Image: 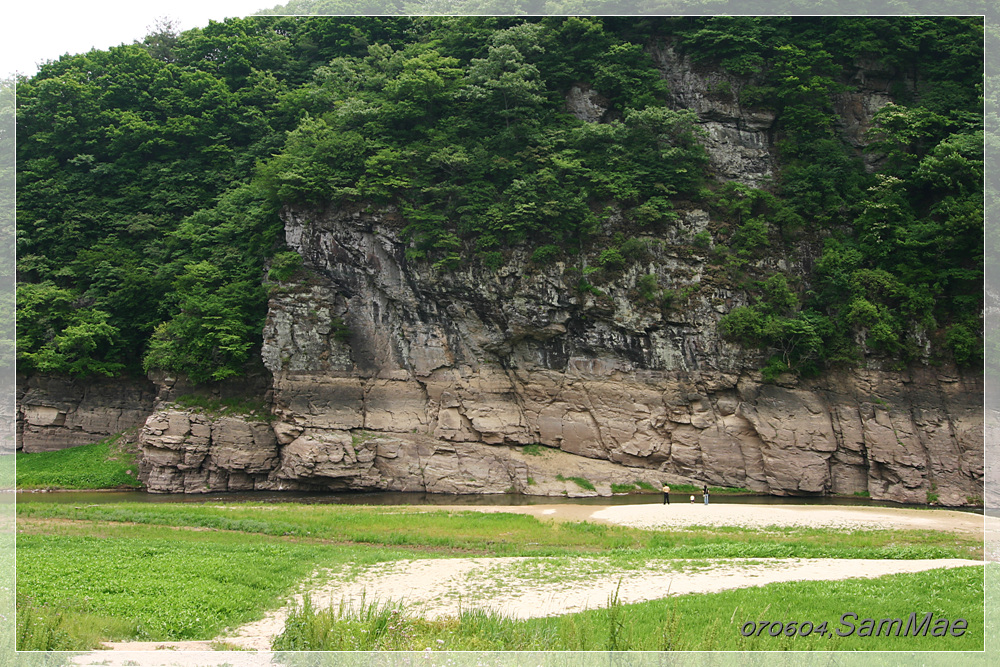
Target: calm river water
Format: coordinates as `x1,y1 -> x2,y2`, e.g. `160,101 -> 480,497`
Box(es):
11,489 -> 984,513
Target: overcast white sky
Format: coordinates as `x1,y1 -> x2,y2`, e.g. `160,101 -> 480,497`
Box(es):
3,1 -> 272,78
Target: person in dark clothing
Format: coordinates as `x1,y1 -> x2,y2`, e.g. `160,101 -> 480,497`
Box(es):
703,484 -> 709,505
662,484 -> 670,504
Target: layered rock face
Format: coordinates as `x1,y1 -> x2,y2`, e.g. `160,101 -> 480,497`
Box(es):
140,410 -> 284,493
140,408 -> 666,497
189,202 -> 975,507
652,44 -> 778,186
17,374 -> 156,452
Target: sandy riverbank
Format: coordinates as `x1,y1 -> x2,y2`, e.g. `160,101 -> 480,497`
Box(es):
425,501 -> 986,533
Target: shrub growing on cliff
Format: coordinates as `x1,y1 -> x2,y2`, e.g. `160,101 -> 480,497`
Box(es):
731,218 -> 768,255
637,274 -> 660,302
268,251 -> 304,282
719,274 -> 831,378
531,244 -> 561,265
718,306 -> 768,346
945,322 -> 982,367
632,196 -> 679,228
480,251 -> 504,269
598,248 -> 626,271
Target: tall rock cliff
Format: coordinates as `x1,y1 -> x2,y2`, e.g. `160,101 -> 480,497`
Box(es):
193,200 -> 973,507
135,203 -> 982,504
99,43 -> 987,505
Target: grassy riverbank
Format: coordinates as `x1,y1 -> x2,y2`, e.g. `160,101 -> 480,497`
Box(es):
16,528 -> 429,647
17,502 -> 980,559
15,433 -> 142,490
14,502 -> 985,651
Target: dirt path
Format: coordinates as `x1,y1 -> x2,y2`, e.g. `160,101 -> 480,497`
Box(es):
91,555 -> 982,657
215,556 -> 981,651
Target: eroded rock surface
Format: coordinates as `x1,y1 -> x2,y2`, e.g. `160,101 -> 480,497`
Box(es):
159,199 -> 978,506
141,410 -> 288,493
16,374 -> 156,452
139,412 -> 667,496
653,43 -> 778,186
652,43 -> 895,181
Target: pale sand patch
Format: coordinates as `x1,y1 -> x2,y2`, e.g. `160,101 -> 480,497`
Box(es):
589,503 -> 985,533
427,502 -> 985,534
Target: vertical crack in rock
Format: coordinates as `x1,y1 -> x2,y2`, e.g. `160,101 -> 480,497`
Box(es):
497,360 -> 533,446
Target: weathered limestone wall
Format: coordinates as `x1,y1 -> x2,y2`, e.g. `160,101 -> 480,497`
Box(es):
138,246 -> 982,504
167,200 -> 977,506
140,410 -> 285,493
16,373 -> 157,452
138,407 -> 667,496
650,43 -> 897,182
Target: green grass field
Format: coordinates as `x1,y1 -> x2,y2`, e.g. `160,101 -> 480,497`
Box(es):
16,433 -> 142,490
16,532 -> 427,643
15,502 -> 981,560
13,501 -> 985,651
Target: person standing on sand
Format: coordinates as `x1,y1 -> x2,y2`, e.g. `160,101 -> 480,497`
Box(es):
703,484 -> 710,505
662,484 -> 670,505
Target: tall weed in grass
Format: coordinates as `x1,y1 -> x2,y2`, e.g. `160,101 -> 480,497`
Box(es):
16,598 -> 71,651
273,601 -> 558,651
274,595 -> 414,651
604,580 -> 629,650
452,608 -> 559,650
16,595 -> 135,650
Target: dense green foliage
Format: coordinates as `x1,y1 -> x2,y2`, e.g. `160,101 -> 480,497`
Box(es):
16,16 -> 983,382
682,16 -> 984,373
15,433 -> 142,489
15,17 -> 413,382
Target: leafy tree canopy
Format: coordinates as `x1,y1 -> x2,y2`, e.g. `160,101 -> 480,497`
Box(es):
15,16 -> 983,382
